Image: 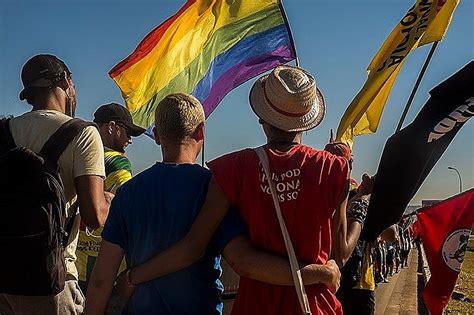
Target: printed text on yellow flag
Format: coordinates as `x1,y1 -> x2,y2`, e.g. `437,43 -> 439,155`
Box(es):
335,0 -> 458,147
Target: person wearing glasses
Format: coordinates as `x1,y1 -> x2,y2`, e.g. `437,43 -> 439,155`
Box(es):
76,103 -> 145,312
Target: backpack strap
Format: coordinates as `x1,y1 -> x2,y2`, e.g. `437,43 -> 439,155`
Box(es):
63,201 -> 79,247
0,118 -> 16,154
39,118 -> 97,165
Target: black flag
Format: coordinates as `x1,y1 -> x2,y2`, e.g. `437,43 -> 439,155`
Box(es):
362,61 -> 474,241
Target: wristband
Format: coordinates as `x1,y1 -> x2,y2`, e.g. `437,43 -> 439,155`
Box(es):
347,198 -> 369,226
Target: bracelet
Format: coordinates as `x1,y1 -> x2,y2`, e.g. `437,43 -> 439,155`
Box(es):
125,268 -> 136,286
347,197 -> 369,226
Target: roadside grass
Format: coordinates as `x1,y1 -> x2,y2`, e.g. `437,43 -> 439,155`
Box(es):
445,238 -> 474,314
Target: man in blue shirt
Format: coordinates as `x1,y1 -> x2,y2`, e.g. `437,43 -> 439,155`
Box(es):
85,94 -> 341,314
101,162 -> 243,314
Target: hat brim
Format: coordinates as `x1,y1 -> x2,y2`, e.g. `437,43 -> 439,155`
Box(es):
121,121 -> 146,137
249,75 -> 326,132
19,79 -> 55,101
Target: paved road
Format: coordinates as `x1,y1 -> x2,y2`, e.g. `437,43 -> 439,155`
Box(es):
375,249 -> 419,314
223,249 -> 422,315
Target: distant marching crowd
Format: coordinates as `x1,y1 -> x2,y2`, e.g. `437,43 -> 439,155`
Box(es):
374,224 -> 415,283
0,54 -> 414,315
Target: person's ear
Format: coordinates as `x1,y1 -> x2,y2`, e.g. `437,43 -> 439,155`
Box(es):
153,126 -> 161,145
195,122 -> 205,142
108,121 -> 116,135
60,71 -> 76,90
56,72 -> 70,91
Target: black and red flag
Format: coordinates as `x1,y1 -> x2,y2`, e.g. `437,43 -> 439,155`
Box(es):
417,189 -> 474,314
362,61 -> 474,241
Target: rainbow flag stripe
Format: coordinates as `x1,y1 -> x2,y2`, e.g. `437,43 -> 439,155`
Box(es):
109,0 -> 296,130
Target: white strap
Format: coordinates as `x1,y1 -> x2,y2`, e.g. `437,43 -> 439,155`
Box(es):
254,146 -> 312,315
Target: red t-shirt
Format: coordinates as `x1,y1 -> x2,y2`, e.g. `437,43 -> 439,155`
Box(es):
208,144 -> 349,315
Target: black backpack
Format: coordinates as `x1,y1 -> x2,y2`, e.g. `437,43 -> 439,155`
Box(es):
0,117 -> 95,296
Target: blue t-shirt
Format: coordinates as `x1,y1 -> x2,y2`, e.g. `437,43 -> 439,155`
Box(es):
102,162 -> 245,315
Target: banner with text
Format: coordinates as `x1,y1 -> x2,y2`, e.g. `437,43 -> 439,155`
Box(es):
336,0 -> 459,147
362,61 -> 473,241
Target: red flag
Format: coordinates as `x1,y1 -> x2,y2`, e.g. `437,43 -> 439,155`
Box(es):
417,189 -> 474,314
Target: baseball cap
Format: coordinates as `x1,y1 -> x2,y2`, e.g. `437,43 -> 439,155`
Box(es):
19,54 -> 71,101
93,103 -> 146,137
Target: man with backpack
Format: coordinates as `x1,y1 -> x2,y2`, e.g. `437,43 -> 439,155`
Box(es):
0,54 -> 112,314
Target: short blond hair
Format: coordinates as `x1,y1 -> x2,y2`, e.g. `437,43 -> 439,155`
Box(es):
154,93 -> 205,143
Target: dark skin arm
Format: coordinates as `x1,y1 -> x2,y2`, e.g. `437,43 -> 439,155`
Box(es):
84,240 -> 124,315
117,234 -> 342,300
115,177 -> 342,298
75,175 -> 112,229
342,219 -> 363,265
223,235 -> 341,291
331,174 -> 375,267
128,177 -> 341,285
331,180 -> 351,267
128,177 -> 230,284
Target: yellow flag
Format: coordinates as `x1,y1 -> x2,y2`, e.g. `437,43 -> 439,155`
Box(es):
336,0 -> 459,147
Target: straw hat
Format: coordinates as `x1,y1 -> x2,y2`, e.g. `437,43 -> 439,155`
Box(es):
249,65 -> 325,132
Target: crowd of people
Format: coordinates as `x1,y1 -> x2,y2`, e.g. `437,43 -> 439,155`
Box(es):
374,225 -> 414,284
335,222 -> 415,314
0,54 -> 412,315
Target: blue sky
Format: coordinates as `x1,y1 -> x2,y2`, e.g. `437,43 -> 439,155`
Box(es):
0,0 -> 472,204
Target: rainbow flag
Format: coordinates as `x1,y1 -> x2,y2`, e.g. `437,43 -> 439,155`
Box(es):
110,0 -> 296,132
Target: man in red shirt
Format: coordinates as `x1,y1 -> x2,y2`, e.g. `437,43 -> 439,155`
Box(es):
122,66 -> 358,314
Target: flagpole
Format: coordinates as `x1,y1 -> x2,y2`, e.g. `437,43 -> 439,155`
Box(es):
402,209 -> 419,219
201,138 -> 205,166
395,41 -> 439,132
278,0 -> 300,67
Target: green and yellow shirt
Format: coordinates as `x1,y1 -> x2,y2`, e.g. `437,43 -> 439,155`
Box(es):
76,147 -> 132,285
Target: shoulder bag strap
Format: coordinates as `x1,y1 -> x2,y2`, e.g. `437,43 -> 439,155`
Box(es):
39,118 -> 97,165
0,118 -> 16,154
254,146 -> 312,315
